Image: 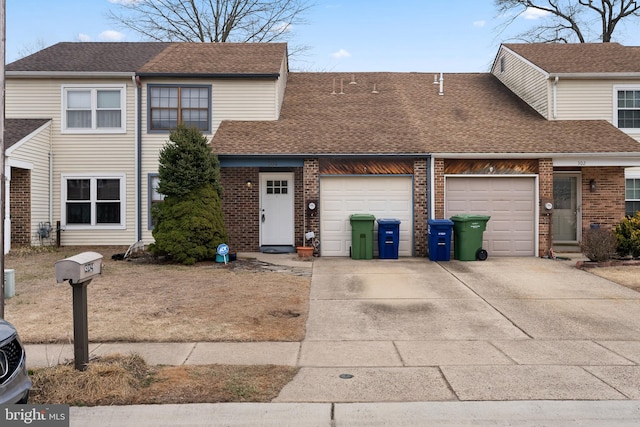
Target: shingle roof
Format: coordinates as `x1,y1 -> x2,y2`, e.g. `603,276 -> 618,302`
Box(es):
210,72 -> 640,156
5,119 -> 51,148
6,43 -> 171,73
6,42 -> 287,76
137,43 -> 286,75
503,43 -> 640,74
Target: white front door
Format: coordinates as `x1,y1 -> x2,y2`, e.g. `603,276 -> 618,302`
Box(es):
260,173 -> 294,246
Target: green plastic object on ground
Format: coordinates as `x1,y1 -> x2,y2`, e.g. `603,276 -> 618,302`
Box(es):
450,214 -> 491,261
349,214 -> 376,259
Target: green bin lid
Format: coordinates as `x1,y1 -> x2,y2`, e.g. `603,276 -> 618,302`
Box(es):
349,213 -> 376,221
449,214 -> 491,221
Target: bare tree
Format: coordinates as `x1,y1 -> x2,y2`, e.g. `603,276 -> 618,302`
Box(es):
495,0 -> 640,43
107,0 -> 313,44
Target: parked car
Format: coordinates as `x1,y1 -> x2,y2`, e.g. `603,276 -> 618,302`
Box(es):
0,319 -> 31,404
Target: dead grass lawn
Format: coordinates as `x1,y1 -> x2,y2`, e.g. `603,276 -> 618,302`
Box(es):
5,246 -> 310,343
30,354 -> 297,405
587,265 -> 640,292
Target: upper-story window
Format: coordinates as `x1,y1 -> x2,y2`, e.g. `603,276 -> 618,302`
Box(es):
148,85 -> 211,132
63,85 -> 126,133
615,87 -> 640,129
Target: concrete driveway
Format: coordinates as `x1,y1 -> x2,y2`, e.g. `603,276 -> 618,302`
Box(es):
275,256 -> 640,402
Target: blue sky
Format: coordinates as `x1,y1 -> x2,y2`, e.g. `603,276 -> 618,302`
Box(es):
6,0 -> 640,72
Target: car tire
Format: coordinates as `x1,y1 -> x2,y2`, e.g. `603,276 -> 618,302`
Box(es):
16,391 -> 29,404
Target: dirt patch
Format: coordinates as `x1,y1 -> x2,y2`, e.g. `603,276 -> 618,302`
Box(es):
5,246 -> 310,343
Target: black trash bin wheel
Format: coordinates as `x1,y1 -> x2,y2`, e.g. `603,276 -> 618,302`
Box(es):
476,249 -> 488,261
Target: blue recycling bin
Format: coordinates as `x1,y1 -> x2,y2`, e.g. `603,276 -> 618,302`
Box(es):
377,218 -> 401,259
428,219 -> 454,261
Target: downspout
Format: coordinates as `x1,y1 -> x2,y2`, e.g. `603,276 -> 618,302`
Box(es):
134,75 -> 142,242
49,152 -> 53,224
553,76 -> 559,119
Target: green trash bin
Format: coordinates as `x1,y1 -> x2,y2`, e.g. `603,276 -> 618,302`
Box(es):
450,214 -> 491,261
349,214 -> 375,259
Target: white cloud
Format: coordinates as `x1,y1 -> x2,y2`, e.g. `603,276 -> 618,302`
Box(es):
99,30 -> 126,41
522,7 -> 552,20
473,20 -> 486,28
331,48 -> 351,59
77,33 -> 92,42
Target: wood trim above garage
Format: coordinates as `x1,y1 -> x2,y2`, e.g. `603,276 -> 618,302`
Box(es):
320,158 -> 414,175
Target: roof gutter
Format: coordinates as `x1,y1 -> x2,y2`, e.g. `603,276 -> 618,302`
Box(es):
135,72 -> 280,79
5,71 -> 135,78
431,152 -> 640,159
548,72 -> 640,79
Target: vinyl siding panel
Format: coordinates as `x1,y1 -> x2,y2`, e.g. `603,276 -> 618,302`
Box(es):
7,77 -> 138,246
139,77 -> 280,243
492,48 -> 550,119
8,124 -> 52,245
555,79 -> 614,121
212,79 -> 278,131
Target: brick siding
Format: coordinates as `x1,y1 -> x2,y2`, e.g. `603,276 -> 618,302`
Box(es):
10,168 -> 31,246
538,159 -> 553,257
220,166 -> 303,252
413,159 -> 428,256
580,166 -> 625,231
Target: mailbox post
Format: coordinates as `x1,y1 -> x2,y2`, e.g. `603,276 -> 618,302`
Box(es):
55,252 -> 103,371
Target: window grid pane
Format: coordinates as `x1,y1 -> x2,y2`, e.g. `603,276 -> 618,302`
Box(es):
617,90 -> 640,128
67,179 -> 91,200
150,85 -> 209,130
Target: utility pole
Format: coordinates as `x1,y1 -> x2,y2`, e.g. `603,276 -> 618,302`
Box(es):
1,0 -> 6,319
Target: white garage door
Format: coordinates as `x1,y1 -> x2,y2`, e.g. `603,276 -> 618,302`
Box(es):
320,176 -> 413,257
445,176 -> 536,256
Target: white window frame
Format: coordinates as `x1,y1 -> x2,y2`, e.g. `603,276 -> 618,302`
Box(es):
62,84 -> 127,133
626,170 -> 640,217
613,85 -> 640,132
61,173 -> 127,230
148,173 -> 165,229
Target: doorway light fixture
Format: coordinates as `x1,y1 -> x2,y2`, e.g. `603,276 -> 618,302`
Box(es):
589,179 -> 596,193
246,180 -> 253,189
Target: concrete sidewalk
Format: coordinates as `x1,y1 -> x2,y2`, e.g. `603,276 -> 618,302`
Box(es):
23,254 -> 640,425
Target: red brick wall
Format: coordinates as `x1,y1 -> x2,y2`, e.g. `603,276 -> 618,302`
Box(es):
539,159 -> 553,257
10,168 -> 31,246
220,167 -> 304,252
303,159 -> 319,248
413,159 -> 428,257
220,167 -> 260,252
433,158 -> 445,219
580,167 -> 625,230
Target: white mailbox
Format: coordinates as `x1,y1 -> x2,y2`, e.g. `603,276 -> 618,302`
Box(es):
55,251 -> 103,284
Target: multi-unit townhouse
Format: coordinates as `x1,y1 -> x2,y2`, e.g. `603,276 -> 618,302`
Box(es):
4,41 -> 640,258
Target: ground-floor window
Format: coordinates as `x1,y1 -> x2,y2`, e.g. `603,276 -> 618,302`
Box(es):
148,173 -> 164,229
627,176 -> 640,217
62,174 -> 126,228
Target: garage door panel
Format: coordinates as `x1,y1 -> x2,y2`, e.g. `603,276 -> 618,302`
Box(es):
446,177 -> 536,257
321,176 -> 413,257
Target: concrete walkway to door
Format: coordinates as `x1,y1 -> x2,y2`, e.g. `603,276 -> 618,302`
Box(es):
275,256 -> 640,402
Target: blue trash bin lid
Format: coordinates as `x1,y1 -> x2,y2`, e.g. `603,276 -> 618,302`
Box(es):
428,219 -> 454,226
377,218 -> 401,225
